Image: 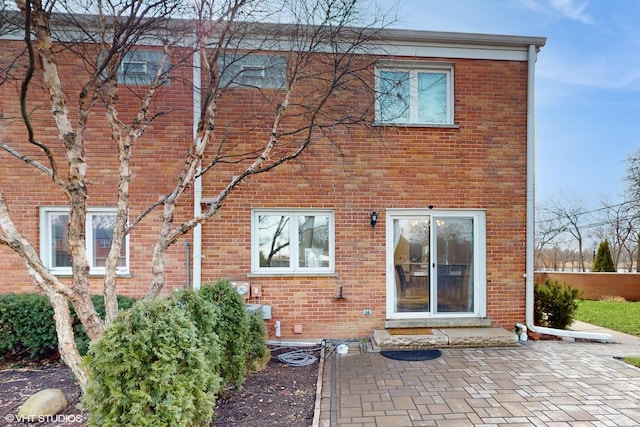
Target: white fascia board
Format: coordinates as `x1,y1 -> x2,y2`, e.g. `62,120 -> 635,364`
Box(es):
213,37 -> 533,62
374,42 -> 530,61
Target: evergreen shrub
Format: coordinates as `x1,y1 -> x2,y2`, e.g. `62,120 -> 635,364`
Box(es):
534,279 -> 582,329
0,293 -> 57,359
83,298 -> 216,427
0,293 -> 136,361
593,239 -> 616,272
73,294 -> 136,355
246,310 -> 270,372
171,289 -> 223,397
199,280 -> 250,389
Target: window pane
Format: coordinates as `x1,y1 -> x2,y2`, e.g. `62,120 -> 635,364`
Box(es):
118,50 -> 167,85
378,71 -> 410,123
436,217 -> 474,313
51,213 -> 70,268
258,215 -> 290,267
122,61 -> 147,75
220,54 -> 287,89
298,215 -> 330,268
418,72 -> 447,124
92,215 -> 126,268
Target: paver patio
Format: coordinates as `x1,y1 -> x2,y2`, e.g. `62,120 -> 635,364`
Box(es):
318,326 -> 640,426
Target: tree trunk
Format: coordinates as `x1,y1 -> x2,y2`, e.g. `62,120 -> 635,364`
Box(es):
148,239 -> 168,298
47,291 -> 88,389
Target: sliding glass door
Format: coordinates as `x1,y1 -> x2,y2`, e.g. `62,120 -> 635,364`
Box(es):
434,217 -> 474,313
387,209 -> 485,319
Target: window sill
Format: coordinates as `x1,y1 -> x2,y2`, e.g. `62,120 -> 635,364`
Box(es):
247,272 -> 338,278
373,122 -> 460,129
51,272 -> 132,278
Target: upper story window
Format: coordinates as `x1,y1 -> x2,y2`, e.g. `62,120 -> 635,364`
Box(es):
39,207 -> 129,276
252,210 -> 334,275
219,54 -> 287,89
118,50 -> 167,86
375,62 -> 453,125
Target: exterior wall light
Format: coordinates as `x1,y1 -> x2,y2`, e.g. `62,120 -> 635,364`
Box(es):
370,210 -> 378,228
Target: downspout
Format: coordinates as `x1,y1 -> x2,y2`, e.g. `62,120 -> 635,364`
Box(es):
184,242 -> 191,289
192,48 -> 203,291
523,44 -> 611,342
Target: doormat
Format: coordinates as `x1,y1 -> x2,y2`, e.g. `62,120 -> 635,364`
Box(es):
380,349 -> 442,361
386,328 -> 432,335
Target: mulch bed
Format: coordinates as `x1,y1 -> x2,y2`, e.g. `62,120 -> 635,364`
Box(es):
0,346 -> 320,427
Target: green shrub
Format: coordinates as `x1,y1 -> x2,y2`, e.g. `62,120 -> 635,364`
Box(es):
199,280 -> 250,389
246,310 -> 270,372
171,289 -> 223,397
0,293 -> 136,361
0,293 -> 57,359
534,279 -> 582,329
73,294 -> 136,355
83,298 -> 216,427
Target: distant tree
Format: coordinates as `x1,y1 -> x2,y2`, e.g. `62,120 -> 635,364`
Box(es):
540,194 -> 589,271
592,240 -> 615,272
623,149 -> 640,271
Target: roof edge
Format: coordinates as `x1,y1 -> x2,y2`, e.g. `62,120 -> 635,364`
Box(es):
376,28 -> 546,49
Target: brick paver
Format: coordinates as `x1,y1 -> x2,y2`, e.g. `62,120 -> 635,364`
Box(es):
318,339 -> 640,426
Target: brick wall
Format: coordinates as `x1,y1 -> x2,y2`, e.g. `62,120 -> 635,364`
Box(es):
534,272 -> 640,302
0,42 -> 194,298
0,42 -> 532,340
201,57 -> 530,339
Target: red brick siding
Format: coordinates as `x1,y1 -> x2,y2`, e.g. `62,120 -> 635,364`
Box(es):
200,58 -> 529,338
0,43 -> 531,339
0,42 -> 195,297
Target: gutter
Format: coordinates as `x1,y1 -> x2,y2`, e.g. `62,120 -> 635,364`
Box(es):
524,44 -> 611,343
192,49 -> 203,291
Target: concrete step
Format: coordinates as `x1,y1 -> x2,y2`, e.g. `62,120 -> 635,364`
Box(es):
384,317 -> 493,329
372,327 -> 519,350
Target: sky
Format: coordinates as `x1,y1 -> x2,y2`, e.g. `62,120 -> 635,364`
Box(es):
365,0 -> 640,207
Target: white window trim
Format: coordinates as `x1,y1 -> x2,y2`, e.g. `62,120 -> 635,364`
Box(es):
251,209 -> 335,275
39,207 -> 130,276
375,62 -> 454,125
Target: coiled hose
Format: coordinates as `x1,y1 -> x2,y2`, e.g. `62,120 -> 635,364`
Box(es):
272,345 -> 322,367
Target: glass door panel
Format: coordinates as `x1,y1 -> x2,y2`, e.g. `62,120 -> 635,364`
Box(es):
434,217 -> 474,313
392,218 -> 430,313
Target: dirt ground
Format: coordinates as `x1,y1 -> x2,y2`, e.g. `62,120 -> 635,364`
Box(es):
0,346 -> 320,427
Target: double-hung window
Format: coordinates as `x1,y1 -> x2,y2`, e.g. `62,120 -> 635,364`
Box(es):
376,62 -> 453,125
252,210 -> 334,274
40,207 -> 129,275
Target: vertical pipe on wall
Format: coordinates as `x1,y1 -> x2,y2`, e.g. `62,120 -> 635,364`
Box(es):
192,47 -> 203,291
524,44 -> 610,342
185,242 -> 191,289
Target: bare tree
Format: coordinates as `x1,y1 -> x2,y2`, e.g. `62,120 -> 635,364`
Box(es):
591,198 -> 638,271
0,0 -> 392,388
535,205 -> 566,270
623,148 -> 640,271
537,194 -> 589,271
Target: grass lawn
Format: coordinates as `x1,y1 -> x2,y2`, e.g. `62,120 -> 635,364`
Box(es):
575,299 -> 640,337
575,299 -> 640,368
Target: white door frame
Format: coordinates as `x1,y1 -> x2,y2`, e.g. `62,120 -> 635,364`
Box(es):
385,208 -> 487,320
